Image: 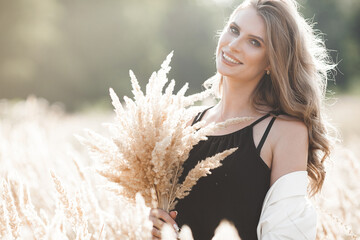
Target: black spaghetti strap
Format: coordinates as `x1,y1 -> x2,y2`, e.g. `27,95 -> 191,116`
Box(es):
257,116 -> 276,153
249,113 -> 271,127
191,112 -> 202,126
191,106 -> 213,126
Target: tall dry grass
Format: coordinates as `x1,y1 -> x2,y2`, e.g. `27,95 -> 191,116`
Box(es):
0,94 -> 359,239
0,97 -> 154,239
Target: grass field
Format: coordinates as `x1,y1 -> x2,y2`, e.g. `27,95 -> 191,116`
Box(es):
0,95 -> 359,239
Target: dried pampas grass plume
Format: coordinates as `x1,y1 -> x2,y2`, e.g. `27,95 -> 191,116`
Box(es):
79,52 -> 250,211
0,191 -> 11,239
1,179 -> 21,239
212,220 -> 241,240
160,220 -> 243,240
50,170 -> 91,238
113,193 -> 153,240
178,225 -> 194,240
19,184 -> 47,239
161,224 -> 178,240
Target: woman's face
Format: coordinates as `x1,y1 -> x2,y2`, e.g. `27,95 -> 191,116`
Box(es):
216,6 -> 269,84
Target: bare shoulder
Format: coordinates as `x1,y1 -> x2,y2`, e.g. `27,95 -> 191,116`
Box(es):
269,115 -> 308,186
272,115 -> 308,140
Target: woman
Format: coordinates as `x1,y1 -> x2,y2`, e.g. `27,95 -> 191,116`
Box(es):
150,0 -> 335,239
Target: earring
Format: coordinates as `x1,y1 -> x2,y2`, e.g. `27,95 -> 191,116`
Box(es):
266,70 -> 270,75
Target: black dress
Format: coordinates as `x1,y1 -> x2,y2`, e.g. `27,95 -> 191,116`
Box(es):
175,108 -> 276,240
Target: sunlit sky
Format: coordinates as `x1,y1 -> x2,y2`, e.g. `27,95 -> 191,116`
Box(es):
212,0 -> 233,4
198,0 -> 235,6
211,0 -> 234,4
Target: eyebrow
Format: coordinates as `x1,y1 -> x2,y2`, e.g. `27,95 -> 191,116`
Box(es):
231,22 -> 265,44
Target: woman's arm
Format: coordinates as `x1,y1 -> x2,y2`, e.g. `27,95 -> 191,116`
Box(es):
270,119 -> 308,186
257,119 -> 317,239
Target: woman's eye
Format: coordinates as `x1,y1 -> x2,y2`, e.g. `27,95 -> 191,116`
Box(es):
229,26 -> 239,35
250,39 -> 261,47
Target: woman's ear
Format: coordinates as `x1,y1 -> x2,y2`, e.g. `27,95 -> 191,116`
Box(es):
265,65 -> 271,75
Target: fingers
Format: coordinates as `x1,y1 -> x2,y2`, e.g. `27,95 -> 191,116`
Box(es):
150,208 -> 180,238
149,214 -> 163,239
169,211 -> 178,220
150,209 -> 178,228
149,215 -> 164,230
151,227 -> 161,239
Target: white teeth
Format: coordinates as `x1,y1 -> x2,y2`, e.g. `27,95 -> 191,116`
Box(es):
223,52 -> 241,64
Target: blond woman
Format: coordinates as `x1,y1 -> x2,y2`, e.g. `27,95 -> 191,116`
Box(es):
150,0 -> 335,239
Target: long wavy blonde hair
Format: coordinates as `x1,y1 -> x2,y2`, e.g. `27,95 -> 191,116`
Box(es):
204,0 -> 336,196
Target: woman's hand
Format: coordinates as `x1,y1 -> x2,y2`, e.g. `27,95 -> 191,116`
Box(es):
149,208 -> 179,239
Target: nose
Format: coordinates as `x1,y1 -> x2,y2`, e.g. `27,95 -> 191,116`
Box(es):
228,35 -> 243,52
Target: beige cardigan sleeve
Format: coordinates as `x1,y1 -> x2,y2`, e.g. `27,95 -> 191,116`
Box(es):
257,171 -> 317,240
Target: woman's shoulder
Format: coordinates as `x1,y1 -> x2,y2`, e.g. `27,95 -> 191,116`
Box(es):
271,114 -> 308,153
272,114 -> 308,140
269,114 -> 308,185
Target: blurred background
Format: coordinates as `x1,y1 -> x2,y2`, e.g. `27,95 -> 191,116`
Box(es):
1,0 -> 359,112
0,1 -> 359,237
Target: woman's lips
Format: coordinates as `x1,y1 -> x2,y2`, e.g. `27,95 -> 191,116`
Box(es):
222,51 -> 243,65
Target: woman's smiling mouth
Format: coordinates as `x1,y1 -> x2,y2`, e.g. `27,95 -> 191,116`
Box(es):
222,51 -> 243,65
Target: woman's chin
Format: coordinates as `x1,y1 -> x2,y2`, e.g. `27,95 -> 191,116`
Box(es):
216,68 -> 238,79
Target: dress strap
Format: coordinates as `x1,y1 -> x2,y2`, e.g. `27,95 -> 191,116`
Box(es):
191,106 -> 213,126
249,113 -> 271,127
257,116 -> 277,153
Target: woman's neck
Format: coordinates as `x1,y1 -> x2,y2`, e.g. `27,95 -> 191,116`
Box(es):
216,77 -> 260,119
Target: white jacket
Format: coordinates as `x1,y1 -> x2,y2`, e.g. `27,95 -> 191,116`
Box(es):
257,171 -> 317,240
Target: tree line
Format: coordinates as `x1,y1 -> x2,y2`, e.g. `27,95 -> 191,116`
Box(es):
0,0 -> 359,111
